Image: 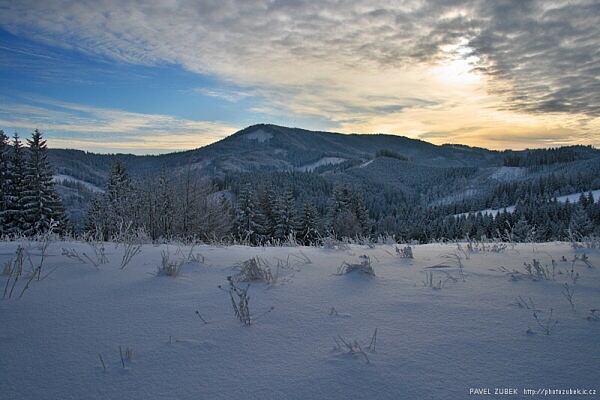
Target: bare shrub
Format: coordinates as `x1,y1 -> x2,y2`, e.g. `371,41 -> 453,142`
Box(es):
118,227 -> 146,269
218,278 -> 274,326
332,334 -> 373,363
396,245 -> 413,259
533,309 -> 558,335
3,246 -> 24,299
81,232 -> 109,266
157,250 -> 185,277
523,259 -> 551,281
232,257 -> 275,283
561,283 -> 576,310
337,255 -> 375,276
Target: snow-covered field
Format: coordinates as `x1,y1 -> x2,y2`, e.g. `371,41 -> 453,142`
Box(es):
1,240 -> 599,399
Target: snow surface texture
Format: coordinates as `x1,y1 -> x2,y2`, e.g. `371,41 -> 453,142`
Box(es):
1,241 -> 599,399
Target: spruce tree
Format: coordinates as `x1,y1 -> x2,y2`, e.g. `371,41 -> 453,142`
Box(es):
84,194 -> 109,240
21,129 -> 66,235
235,183 -> 263,244
327,183 -> 369,238
4,132 -> 27,234
0,130 -> 9,233
274,186 -> 297,241
569,204 -> 593,238
298,201 -> 320,245
256,184 -> 277,241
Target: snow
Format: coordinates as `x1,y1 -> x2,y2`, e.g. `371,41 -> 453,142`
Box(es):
243,129 -> 273,142
490,167 -> 526,182
359,159 -> 375,168
297,157 -> 346,172
557,189 -> 600,205
53,174 -> 104,193
1,240 -> 599,399
456,189 -> 600,218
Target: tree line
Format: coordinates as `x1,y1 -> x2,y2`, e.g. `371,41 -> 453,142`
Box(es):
84,161 -> 233,242
3,128 -> 600,244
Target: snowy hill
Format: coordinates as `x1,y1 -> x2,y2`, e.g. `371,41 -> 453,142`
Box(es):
46,124 -> 600,236
49,124 -> 503,182
1,239 -> 599,399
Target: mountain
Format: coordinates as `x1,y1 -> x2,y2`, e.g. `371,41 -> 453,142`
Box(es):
47,124 -> 600,234
49,124 -> 501,181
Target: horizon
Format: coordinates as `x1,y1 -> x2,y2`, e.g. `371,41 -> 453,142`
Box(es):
39,123 -> 596,157
1,1 -> 599,155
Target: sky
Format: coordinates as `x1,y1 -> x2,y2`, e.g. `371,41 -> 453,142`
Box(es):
1,0 -> 599,155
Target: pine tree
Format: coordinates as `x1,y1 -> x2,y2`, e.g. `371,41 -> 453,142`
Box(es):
327,183 -> 369,238
569,203 -> 593,238
0,130 -> 9,234
235,183 -> 263,244
274,186 -> 297,241
4,132 -> 27,234
20,129 -> 66,235
349,188 -> 370,235
512,215 -> 532,242
298,201 -> 320,245
256,184 -> 277,241
85,160 -> 136,240
84,194 -> 109,240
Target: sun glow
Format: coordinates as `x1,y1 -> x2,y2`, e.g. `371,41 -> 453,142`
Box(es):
432,57 -> 481,86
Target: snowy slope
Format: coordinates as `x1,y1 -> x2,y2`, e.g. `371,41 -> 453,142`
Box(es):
456,189 -> 600,218
296,157 -> 347,172
53,174 -> 104,193
1,241 -> 599,399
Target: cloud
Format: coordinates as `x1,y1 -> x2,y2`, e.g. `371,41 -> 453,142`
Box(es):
0,96 -> 239,154
191,88 -> 253,103
0,0 -> 598,148
468,1 -> 600,117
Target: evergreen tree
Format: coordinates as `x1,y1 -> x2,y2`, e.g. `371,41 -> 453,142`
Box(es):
4,132 -> 27,234
274,186 -> 297,241
20,129 -> 66,235
234,183 -> 263,244
327,183 -> 369,238
349,188 -> 370,235
84,194 -> 109,239
86,160 -> 136,240
569,203 -> 593,238
0,130 -> 9,233
256,184 -> 277,241
512,215 -> 532,242
298,201 -> 320,245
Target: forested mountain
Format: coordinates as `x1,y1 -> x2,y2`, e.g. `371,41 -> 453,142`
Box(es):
48,124 -> 501,181
40,124 -> 600,241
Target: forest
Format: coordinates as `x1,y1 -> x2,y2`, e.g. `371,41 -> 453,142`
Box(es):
2,128 -> 600,244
